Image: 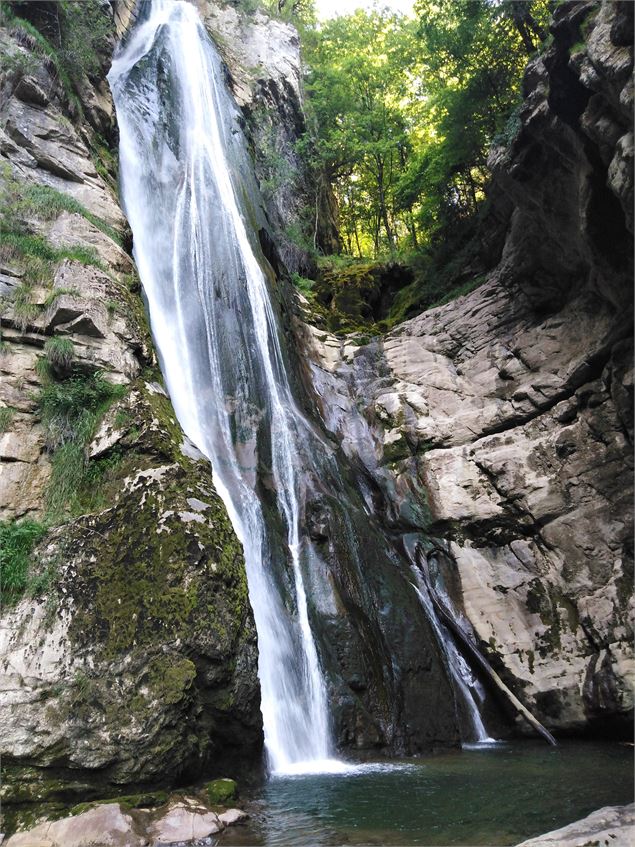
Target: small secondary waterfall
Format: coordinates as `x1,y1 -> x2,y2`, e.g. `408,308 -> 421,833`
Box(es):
410,570 -> 493,744
109,0 -> 336,773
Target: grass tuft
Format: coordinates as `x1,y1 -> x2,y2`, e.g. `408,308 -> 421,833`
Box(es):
44,336 -> 74,369
0,519 -> 48,606
36,370 -> 126,518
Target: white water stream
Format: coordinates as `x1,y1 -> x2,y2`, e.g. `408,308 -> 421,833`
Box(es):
109,0 -> 341,774
108,0 -> 494,772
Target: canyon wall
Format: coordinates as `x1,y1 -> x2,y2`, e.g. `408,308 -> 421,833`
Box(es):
0,1 -> 261,816
299,0 -> 633,737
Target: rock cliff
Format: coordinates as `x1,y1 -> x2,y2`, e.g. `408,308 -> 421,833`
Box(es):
0,1 -> 261,825
0,1 -> 632,836
298,0 -> 633,737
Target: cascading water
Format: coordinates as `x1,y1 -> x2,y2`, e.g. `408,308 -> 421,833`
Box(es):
108,0 -> 337,774
108,0 -> 492,771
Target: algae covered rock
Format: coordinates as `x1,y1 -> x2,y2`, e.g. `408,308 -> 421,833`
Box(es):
205,778 -> 237,805
0,379 -> 262,801
314,260 -> 413,333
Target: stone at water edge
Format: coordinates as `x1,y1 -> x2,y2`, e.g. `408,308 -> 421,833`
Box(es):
219,809 -> 249,825
205,778 -> 237,805
516,803 -> 635,847
149,802 -> 223,844
4,803 -> 145,847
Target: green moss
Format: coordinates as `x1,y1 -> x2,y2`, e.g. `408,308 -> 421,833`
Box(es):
131,656 -> 197,713
60,381 -> 247,662
69,791 -> 169,816
205,778 -> 237,805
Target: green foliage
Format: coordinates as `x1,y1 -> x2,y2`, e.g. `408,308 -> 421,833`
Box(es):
291,272 -> 315,298
1,5 -> 82,116
44,336 -> 74,369
36,370 -> 125,518
302,10 -> 417,257
0,519 -> 48,606
37,370 -> 123,450
0,406 -> 15,432
56,0 -> 112,83
299,0 -> 551,315
2,0 -> 113,114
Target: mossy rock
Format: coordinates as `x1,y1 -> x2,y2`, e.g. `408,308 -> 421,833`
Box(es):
1,376 -> 262,792
314,260 -> 413,334
70,790 -> 169,816
205,778 -> 237,805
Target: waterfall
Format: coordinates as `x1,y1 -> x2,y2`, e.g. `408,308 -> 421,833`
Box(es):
108,0 -> 494,768
411,574 -> 494,744
108,0 -> 339,774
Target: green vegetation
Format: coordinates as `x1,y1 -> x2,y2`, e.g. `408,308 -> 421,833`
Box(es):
0,519 -> 48,605
0,229 -> 100,331
0,406 -> 15,432
248,1 -> 556,321
4,180 -> 123,246
300,1 -> 550,259
206,778 -> 237,805
291,272 -> 316,298
36,369 -> 125,518
2,1 -> 112,115
43,336 -> 74,369
0,169 -> 111,330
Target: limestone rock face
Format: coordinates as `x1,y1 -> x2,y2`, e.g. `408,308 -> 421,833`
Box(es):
298,0 -> 633,737
201,2 -> 340,272
0,5 -> 261,823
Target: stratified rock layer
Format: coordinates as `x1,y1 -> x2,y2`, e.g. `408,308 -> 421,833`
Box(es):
0,2 -> 261,816
299,0 -> 633,737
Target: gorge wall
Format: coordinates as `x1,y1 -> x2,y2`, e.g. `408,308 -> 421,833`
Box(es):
0,0 -> 632,829
0,0 -> 262,816
299,0 -> 633,737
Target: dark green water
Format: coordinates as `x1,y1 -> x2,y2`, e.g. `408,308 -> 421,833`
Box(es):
219,741 -> 633,846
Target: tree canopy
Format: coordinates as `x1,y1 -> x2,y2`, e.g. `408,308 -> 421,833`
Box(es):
299,0 -> 552,258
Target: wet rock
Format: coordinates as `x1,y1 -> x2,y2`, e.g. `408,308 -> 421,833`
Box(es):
149,801 -> 222,844
5,803 -> 144,847
218,808 -> 248,825
516,802 -> 635,847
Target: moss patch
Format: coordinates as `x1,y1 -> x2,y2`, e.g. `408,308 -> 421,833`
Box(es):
205,778 -> 237,805
313,259 -> 413,334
